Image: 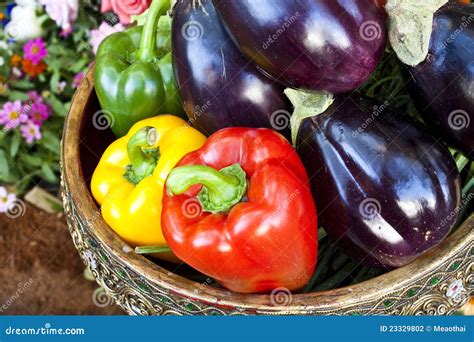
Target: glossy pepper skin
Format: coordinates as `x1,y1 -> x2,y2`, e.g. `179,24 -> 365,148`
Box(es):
95,0 -> 185,137
162,128 -> 318,293
91,115 -> 206,255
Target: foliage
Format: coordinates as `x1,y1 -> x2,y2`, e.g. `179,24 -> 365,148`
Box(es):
0,0 -> 103,193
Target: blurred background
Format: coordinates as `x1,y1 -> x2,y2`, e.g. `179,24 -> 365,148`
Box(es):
0,0 -> 140,315
0,0 -> 472,315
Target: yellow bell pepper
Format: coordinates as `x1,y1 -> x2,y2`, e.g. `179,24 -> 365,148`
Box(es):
91,115 -> 206,251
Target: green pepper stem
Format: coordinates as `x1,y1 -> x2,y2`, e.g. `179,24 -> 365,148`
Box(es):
166,163 -> 248,213
135,246 -> 171,254
138,0 -> 171,62
124,126 -> 160,185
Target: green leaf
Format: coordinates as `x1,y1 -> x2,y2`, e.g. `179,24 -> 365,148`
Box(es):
10,131 -> 21,157
50,71 -> 60,94
0,149 -> 10,180
69,59 -> 88,74
38,131 -> 60,153
46,95 -> 67,116
21,154 -> 43,167
10,80 -> 35,90
41,162 -> 57,183
8,91 -> 29,102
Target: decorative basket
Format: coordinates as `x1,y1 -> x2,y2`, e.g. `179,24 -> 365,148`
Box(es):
61,67 -> 473,316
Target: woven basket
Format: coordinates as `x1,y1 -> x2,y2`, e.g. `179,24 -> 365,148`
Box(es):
61,66 -> 473,315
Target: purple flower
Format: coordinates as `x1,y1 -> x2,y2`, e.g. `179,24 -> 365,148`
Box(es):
90,21 -> 124,55
60,26 -> 73,38
28,102 -> 50,125
20,120 -> 42,144
0,186 -> 17,214
40,0 -> 79,31
23,38 -> 48,65
73,72 -> 84,88
0,100 -> 28,129
27,91 -> 43,103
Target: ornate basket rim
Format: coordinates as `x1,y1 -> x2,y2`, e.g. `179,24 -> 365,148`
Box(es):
61,66 -> 473,314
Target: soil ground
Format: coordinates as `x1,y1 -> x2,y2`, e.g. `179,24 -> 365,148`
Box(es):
0,203 -> 122,315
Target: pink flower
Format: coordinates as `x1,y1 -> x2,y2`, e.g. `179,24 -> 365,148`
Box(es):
60,27 -> 73,38
0,101 -> 28,129
0,187 -> 17,214
28,102 -> 50,125
90,21 -> 124,54
27,91 -> 43,103
73,72 -> 85,88
101,0 -> 151,25
20,120 -> 42,144
40,0 -> 79,31
23,38 -> 48,65
12,67 -> 23,79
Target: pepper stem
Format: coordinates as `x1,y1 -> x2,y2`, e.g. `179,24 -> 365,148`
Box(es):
135,246 -> 171,254
138,0 -> 171,62
166,163 -> 248,213
124,127 -> 160,185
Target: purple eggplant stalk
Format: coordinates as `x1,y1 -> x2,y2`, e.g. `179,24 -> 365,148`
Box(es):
288,91 -> 461,268
171,0 -> 291,137
213,0 -> 386,93
406,2 -> 474,159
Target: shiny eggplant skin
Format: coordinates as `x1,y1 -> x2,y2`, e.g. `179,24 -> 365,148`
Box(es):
296,96 -> 461,268
171,0 -> 290,137
213,0 -> 386,93
407,3 -> 474,159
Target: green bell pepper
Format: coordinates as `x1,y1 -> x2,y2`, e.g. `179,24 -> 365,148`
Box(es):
94,0 -> 185,137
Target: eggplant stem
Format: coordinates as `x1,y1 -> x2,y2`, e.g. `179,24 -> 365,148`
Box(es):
284,88 -> 334,146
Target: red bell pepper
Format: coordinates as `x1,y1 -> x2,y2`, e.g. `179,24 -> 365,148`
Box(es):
162,128 -> 318,293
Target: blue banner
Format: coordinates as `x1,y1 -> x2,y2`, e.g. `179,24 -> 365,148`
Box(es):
0,316 -> 472,342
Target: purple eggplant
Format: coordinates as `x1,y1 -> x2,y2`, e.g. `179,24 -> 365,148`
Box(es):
407,2 -> 474,159
213,0 -> 386,93
171,0 -> 290,137
294,94 -> 461,268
